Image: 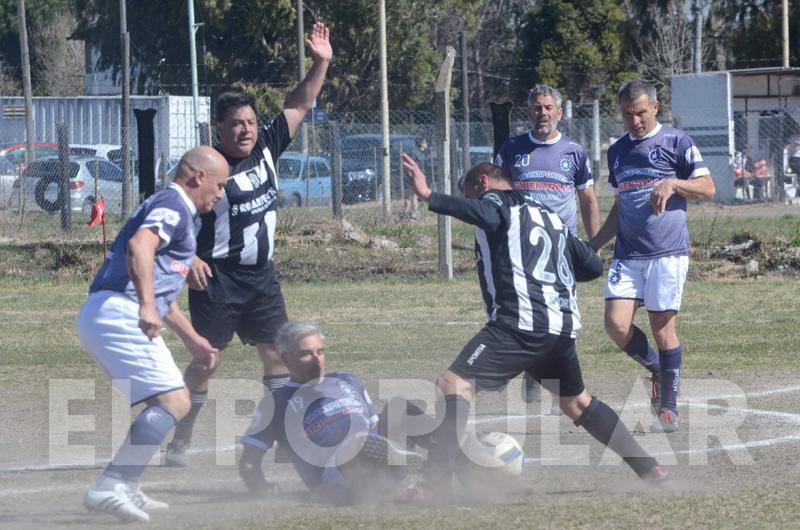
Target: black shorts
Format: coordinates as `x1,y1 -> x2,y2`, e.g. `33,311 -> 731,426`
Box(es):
188,266 -> 288,349
449,322 -> 585,397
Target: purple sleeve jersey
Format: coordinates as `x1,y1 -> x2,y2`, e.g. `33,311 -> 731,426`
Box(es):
494,132 -> 593,234
607,124 -> 709,259
89,184 -> 197,317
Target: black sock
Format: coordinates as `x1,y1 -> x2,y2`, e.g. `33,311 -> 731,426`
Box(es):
659,346 -> 683,411
574,396 -> 658,478
623,326 -> 661,375
171,390 -> 207,445
424,394 -> 470,486
378,398 -> 439,451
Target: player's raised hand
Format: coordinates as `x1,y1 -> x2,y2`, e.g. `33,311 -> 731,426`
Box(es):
138,304 -> 162,340
650,178 -> 674,215
402,153 -> 432,201
187,255 -> 212,290
306,22 -> 332,63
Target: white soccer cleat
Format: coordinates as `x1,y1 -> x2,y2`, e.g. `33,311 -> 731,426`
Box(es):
128,483 -> 169,511
83,482 -> 150,523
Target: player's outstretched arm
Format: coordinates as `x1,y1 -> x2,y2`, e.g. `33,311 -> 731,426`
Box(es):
401,153 -> 432,201
283,22 -> 332,137
163,301 -> 219,372
126,226 -> 162,339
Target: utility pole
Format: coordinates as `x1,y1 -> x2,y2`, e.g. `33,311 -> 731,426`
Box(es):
120,0 -> 132,217
783,0 -> 790,68
590,84 -> 605,180
296,0 -> 309,157
693,2 -> 703,73
16,0 -> 35,168
460,31 -> 470,175
188,0 -> 201,145
379,0 -> 391,219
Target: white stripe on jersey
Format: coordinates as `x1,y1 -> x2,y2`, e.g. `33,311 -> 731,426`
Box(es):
528,204 -> 544,227
475,228 -> 497,320
541,284 -> 564,335
508,205 -> 534,331
266,210 -> 277,262
212,194 -> 231,259
543,210 -> 563,231
263,147 -> 278,190
240,222 -> 260,265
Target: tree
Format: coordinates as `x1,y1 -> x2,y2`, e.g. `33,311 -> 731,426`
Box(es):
516,0 -> 634,107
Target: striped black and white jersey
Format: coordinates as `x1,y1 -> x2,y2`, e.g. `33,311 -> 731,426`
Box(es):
196,113 -> 291,269
428,189 -> 602,338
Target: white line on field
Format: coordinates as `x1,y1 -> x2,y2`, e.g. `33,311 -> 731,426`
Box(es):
2,383 -> 800,493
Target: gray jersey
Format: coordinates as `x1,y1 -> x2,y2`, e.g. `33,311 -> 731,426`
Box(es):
90,184 -> 197,318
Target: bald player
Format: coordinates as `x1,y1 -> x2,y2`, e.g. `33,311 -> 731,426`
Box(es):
76,146 -> 229,522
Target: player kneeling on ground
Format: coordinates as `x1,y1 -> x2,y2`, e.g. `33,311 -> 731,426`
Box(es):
239,321 -> 435,504
401,155 -> 670,500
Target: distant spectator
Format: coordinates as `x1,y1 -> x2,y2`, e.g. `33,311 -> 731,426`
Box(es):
790,138 -> 800,178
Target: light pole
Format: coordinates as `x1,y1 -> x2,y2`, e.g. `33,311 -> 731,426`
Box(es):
188,0 -> 202,145
590,84 -> 606,180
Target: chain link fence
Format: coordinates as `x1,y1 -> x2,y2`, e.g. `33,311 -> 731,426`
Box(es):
2,100 -> 799,242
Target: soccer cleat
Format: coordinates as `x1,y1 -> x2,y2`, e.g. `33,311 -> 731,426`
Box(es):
164,440 -> 190,468
84,482 -> 150,523
648,373 -> 661,416
649,408 -> 679,433
127,483 -> 169,511
644,464 -> 670,485
358,432 -> 425,472
522,372 -> 541,404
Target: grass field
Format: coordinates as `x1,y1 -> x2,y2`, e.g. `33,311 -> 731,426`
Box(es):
1,272 -> 800,528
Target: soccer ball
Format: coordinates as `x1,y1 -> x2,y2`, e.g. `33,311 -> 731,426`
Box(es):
457,431 -> 524,479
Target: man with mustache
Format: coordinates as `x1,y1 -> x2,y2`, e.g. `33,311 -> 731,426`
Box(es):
494,84 -> 600,404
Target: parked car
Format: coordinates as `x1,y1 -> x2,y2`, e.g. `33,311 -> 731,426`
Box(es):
0,156 -> 19,208
10,156 -> 132,214
0,142 -> 59,171
339,134 -> 423,203
277,151 -> 332,207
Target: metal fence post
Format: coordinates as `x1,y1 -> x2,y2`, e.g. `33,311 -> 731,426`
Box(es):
57,123 -> 71,234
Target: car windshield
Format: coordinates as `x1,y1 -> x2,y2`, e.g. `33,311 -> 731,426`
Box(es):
22,160 -> 79,180
279,158 -> 302,180
6,146 -> 59,166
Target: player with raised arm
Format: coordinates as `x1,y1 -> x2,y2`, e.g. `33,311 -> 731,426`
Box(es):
401,154 -> 669,501
165,22 -> 332,466
494,84 -> 600,403
76,147 -> 229,522
591,79 -> 715,433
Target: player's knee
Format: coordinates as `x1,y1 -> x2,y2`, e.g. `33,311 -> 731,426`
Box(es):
604,318 -> 631,346
559,390 -> 592,421
435,371 -> 472,400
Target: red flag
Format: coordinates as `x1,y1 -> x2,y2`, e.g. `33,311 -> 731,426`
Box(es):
87,197 -> 106,227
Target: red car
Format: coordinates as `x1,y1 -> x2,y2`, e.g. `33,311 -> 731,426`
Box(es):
0,142 -> 59,171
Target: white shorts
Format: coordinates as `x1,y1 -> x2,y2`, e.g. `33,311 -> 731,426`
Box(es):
76,291 -> 185,405
603,256 -> 689,312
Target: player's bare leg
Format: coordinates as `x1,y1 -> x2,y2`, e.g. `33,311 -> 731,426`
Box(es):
258,342 -> 290,392
165,352 -> 225,467
605,299 -> 662,413
648,310 -> 681,433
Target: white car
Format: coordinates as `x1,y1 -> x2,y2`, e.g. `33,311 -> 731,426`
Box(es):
10,156 -> 133,214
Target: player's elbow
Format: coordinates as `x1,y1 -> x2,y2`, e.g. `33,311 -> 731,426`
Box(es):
574,254 -> 604,282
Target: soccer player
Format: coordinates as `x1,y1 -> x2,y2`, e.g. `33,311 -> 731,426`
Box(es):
401,154 -> 669,500
238,321 -> 428,504
165,22 -> 332,466
494,84 -> 600,403
76,146 -> 229,522
590,79 -> 715,433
